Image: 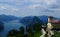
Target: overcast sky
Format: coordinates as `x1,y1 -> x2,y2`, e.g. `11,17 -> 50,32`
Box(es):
0,0 -> 60,17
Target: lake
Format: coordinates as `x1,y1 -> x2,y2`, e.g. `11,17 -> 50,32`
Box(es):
0,20 -> 26,37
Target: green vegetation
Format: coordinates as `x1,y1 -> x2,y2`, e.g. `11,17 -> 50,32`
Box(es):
32,23 -> 42,31
51,31 -> 60,37
0,22 -> 4,32
27,31 -> 42,37
7,23 -> 42,37
33,31 -> 42,37
6,22 -> 60,37
0,34 -> 2,37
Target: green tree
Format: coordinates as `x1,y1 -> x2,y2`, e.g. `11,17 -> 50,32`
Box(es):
0,21 -> 4,32
19,26 -> 25,34
18,26 -> 25,37
26,27 -> 32,33
7,29 -> 19,37
32,22 -> 42,31
26,26 -> 34,37
0,34 -> 2,37
7,26 -> 25,37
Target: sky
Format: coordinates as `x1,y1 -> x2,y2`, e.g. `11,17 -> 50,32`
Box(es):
0,0 -> 60,17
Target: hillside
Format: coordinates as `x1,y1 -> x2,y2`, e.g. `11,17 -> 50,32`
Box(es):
0,14 -> 20,22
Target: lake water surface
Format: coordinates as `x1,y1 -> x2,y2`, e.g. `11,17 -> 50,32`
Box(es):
0,20 -> 25,37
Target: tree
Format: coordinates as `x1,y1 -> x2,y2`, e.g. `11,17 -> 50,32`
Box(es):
17,26 -> 25,37
7,29 -> 19,37
7,26 -> 25,37
26,26 -> 32,33
0,21 -> 4,32
0,22 -> 4,37
26,27 -> 31,33
32,22 -> 42,31
19,26 -> 25,34
26,26 -> 35,37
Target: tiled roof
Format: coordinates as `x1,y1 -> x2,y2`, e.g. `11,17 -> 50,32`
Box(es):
50,20 -> 60,24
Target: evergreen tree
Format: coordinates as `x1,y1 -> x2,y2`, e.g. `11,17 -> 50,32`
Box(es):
7,29 -> 18,37
19,26 -> 25,34
0,21 -> 4,32
32,22 -> 42,31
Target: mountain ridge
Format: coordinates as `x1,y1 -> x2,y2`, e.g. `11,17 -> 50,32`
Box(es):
20,15 -> 60,25
0,14 -> 20,22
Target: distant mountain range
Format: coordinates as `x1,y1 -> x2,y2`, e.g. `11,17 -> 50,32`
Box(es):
20,15 -> 60,26
20,15 -> 48,26
20,16 -> 43,27
0,14 -> 20,22
0,14 -> 60,25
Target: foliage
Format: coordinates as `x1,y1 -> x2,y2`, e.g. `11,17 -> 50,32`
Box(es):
7,29 -> 19,37
51,31 -> 60,37
0,34 -> 2,37
26,27 -> 32,33
7,23 -> 42,37
32,22 -> 42,31
0,22 -> 4,32
19,26 -> 25,34
33,31 -> 42,37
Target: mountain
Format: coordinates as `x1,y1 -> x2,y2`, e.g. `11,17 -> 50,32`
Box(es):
20,16 -> 33,25
39,15 -> 48,24
28,16 -> 43,27
53,17 -> 60,20
20,15 -> 60,26
0,14 -> 20,22
20,16 -> 43,27
20,15 -> 48,25
39,15 -> 60,24
32,16 -> 43,25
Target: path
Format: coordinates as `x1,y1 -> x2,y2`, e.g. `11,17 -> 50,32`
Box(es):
40,28 -> 46,37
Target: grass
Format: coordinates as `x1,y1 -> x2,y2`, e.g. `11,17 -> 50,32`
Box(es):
33,31 -> 42,37
52,31 -> 60,37
27,31 -> 42,37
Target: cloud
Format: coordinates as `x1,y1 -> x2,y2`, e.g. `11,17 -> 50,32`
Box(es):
0,0 -> 60,17
0,6 -> 7,9
10,8 -> 19,12
0,0 -> 56,6
0,4 -> 19,13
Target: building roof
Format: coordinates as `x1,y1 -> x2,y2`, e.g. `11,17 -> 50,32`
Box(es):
50,20 -> 60,24
48,16 -> 53,18
48,16 -> 60,24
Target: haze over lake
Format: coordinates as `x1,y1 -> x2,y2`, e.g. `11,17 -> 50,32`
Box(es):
1,20 -> 26,37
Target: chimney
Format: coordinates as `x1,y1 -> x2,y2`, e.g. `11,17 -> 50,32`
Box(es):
48,16 -> 53,23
